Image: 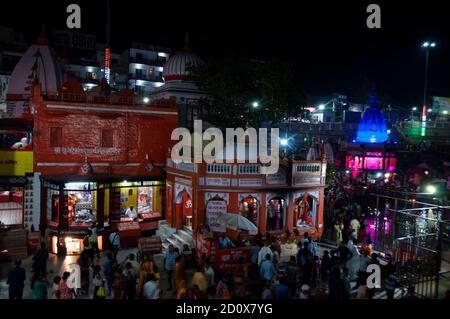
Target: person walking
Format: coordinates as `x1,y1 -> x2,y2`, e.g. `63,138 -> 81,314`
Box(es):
341,268 -> 351,299
257,240 -> 273,267
136,254 -> 154,298
124,262 -> 137,299
32,242 -> 49,277
260,254 -> 277,282
173,255 -> 186,296
191,266 -> 208,295
109,229 -> 120,260
92,265 -> 106,299
334,220 -> 344,247
59,272 -> 76,299
51,276 -> 61,299
90,222 -> 100,259
83,230 -> 94,265
31,274 -> 49,299
285,256 -> 300,297
102,252 -> 116,296
77,250 -> 90,295
320,251 -> 332,282
143,273 -> 159,299
7,259 -> 26,300
346,238 -> 361,280
164,244 -> 179,291
203,259 -> 215,290
112,268 -> 128,299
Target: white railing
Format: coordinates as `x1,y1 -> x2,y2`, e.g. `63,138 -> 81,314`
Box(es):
239,164 -> 261,175
294,163 -> 322,174
206,163 -> 232,174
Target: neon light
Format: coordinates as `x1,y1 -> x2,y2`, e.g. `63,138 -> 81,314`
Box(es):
104,47 -> 111,84
366,152 -> 383,156
364,157 -> 383,170
421,104 -> 427,136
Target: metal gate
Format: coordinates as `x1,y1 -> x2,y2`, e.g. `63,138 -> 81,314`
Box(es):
370,193 -> 449,298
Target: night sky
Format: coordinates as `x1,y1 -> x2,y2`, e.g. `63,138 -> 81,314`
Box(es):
1,0 -> 449,107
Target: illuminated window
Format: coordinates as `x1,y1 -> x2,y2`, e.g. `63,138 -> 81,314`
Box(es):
364,157 -> 383,170
101,129 -> 114,147
50,127 -> 62,147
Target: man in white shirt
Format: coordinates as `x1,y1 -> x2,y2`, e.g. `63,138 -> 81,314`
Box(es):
143,274 -> 159,299
257,241 -> 273,266
125,206 -> 138,220
350,217 -> 361,239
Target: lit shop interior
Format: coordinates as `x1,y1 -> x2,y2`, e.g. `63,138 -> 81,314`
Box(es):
0,186 -> 24,227
45,180 -> 165,255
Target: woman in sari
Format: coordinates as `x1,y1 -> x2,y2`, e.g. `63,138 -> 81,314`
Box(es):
136,254 -> 154,298
172,256 -> 186,297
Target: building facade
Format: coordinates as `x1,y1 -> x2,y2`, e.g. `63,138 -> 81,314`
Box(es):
165,159 -> 327,242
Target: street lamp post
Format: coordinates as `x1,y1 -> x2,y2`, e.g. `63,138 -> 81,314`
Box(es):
411,107 -> 417,121
420,41 -> 436,136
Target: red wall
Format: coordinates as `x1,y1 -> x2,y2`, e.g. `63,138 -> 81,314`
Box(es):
32,95 -> 178,178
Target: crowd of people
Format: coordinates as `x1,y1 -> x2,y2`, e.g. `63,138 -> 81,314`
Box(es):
4,179 -> 449,300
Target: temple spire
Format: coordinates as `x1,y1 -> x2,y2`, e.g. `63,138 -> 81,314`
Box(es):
183,31 -> 191,52
368,83 -> 379,107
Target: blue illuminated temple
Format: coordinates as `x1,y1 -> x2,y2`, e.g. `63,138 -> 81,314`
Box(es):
356,107 -> 388,143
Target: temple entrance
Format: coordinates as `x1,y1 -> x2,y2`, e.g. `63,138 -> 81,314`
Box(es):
239,196 -> 259,226
294,193 -> 316,227
175,190 -> 192,229
267,197 -> 286,231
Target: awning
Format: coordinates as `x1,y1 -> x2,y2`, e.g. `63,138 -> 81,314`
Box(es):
217,213 -> 258,235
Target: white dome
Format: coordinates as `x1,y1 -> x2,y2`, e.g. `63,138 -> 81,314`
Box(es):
162,51 -> 204,81
7,36 -> 64,102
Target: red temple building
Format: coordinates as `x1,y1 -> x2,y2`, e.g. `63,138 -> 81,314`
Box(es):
164,155 -> 327,269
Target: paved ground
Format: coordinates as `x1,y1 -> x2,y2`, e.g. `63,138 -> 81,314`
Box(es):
0,248 -> 192,299
1,244 -> 449,299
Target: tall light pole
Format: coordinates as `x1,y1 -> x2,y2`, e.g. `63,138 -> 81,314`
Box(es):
411,106 -> 417,121
420,41 -> 436,136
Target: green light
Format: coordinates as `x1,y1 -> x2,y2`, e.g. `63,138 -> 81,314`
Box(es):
426,185 -> 436,194
421,126 -> 426,137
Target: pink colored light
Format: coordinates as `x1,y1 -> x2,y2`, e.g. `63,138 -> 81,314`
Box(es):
364,157 -> 383,170
366,152 -> 383,156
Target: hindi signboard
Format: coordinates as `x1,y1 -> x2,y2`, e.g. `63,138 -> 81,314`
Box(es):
206,199 -> 227,232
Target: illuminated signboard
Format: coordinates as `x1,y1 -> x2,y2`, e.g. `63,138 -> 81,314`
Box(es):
0,151 -> 33,176
104,47 -> 111,84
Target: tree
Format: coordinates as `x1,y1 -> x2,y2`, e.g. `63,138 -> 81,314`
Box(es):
189,56 -> 305,130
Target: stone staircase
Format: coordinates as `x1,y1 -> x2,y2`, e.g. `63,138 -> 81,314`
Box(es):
156,220 -> 194,253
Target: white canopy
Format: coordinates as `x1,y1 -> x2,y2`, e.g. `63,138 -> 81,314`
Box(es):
216,213 -> 258,235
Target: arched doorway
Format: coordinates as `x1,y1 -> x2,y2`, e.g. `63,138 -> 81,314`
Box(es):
294,193 -> 316,227
239,196 -> 259,226
267,197 -> 286,231
175,189 -> 192,229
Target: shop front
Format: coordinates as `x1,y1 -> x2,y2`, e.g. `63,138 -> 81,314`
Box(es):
42,179 -> 165,254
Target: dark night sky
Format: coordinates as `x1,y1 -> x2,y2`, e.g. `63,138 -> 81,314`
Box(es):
1,0 -> 449,107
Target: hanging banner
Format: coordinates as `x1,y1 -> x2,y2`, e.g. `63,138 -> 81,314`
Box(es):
206,199 -> 226,232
